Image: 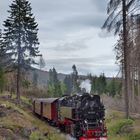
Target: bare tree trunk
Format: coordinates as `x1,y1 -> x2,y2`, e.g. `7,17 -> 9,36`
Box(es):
131,67 -> 135,112
134,69 -> 137,112
122,63 -> 125,96
16,62 -> 20,102
16,29 -> 21,103
138,66 -> 140,111
138,69 -> 139,93
122,0 -> 129,118
16,1 -> 21,103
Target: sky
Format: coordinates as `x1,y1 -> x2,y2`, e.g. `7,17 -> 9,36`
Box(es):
0,0 -> 119,76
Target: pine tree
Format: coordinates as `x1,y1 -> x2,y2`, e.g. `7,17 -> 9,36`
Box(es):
3,0 -> 40,102
39,55 -> 46,70
33,71 -> 38,88
52,68 -> 58,84
96,75 -> 103,95
48,68 -> 62,97
0,29 -> 12,71
91,76 -> 98,94
100,73 -> 107,94
109,78 -> 116,97
71,64 -> 80,93
60,81 -> 66,95
64,75 -> 73,95
0,29 -> 4,67
0,29 -> 13,92
48,69 -> 53,84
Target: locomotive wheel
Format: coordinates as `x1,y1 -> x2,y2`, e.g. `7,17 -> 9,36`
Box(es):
59,124 -> 65,132
70,124 -> 81,138
65,125 -> 71,133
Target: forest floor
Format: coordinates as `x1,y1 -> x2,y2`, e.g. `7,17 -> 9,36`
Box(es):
0,93 -> 66,140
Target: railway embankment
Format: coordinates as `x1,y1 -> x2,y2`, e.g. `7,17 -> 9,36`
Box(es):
0,94 -> 66,140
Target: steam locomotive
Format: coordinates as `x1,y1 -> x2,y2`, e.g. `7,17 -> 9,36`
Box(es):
33,93 -> 107,140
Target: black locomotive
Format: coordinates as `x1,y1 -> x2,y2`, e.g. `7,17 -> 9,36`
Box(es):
33,93 -> 107,140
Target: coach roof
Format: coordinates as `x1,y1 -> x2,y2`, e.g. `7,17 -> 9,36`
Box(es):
34,98 -> 58,103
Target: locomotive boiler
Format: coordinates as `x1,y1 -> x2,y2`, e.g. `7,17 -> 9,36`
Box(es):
33,93 -> 107,140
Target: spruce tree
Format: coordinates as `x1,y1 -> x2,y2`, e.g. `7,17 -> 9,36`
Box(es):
33,71 -> 38,88
109,78 -> 116,97
39,55 -> 46,70
0,29 -> 5,68
100,73 -> 107,94
48,68 -> 62,97
52,68 -> 58,84
91,76 -> 98,94
71,64 -> 80,93
48,69 -> 53,84
0,31 -> 5,92
52,68 -> 62,97
3,0 -> 40,102
0,29 -> 13,93
64,75 -> 72,95
0,29 -> 12,71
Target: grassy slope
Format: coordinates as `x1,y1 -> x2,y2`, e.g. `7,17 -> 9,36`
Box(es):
0,94 -> 66,140
106,109 -> 140,140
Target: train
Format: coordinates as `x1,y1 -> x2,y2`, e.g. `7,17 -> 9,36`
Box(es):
33,93 -> 107,140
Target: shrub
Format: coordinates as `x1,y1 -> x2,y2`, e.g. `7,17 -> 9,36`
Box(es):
109,119 -> 134,135
29,131 -> 46,140
129,132 -> 140,140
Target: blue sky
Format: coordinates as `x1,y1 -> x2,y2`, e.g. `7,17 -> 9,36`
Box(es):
0,0 -> 118,76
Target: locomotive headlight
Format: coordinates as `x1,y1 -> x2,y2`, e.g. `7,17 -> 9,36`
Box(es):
84,120 -> 87,124
83,134 -> 87,137
102,131 -> 107,137
100,120 -> 103,123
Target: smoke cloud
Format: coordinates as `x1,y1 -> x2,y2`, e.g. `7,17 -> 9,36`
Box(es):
80,79 -> 91,93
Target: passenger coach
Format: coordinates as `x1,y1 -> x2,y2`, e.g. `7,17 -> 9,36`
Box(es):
33,98 -> 58,123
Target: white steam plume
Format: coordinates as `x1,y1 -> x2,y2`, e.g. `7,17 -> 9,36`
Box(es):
80,79 -> 91,93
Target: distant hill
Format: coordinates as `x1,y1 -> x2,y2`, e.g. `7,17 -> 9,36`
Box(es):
27,68 -> 67,87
